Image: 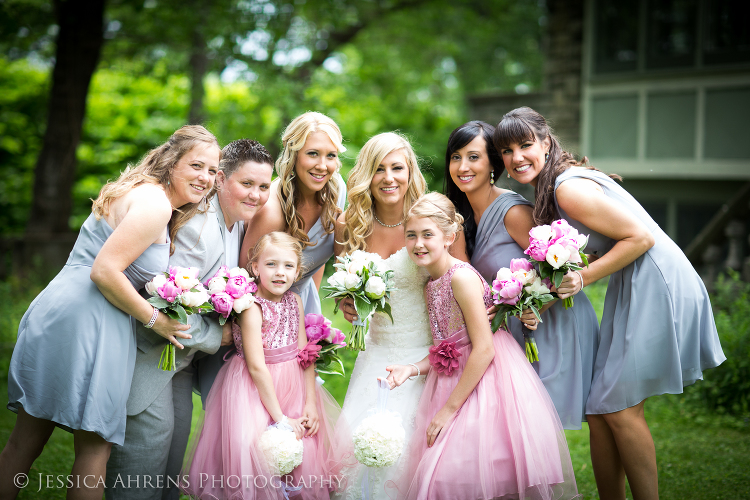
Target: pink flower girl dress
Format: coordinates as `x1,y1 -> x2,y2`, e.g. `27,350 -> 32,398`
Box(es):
182,291 -> 353,500
388,262 -> 578,500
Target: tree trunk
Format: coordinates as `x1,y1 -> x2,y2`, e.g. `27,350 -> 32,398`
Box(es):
25,0 -> 106,236
188,24 -> 208,125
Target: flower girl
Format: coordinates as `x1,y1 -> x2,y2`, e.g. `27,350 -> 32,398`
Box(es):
182,232 -> 351,500
385,193 -> 578,500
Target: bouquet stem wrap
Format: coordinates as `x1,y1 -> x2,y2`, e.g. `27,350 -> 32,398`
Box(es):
522,325 -> 539,363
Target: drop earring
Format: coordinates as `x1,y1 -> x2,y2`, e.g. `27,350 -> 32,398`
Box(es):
490,171 -> 495,184
507,172 -> 510,178
545,152 -> 549,163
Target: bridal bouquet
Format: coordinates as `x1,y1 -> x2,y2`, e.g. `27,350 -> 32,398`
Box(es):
490,259 -> 555,363
258,425 -> 304,476
321,250 -> 396,351
205,265 -> 258,325
525,219 -> 589,309
145,266 -> 212,370
298,314 -> 347,377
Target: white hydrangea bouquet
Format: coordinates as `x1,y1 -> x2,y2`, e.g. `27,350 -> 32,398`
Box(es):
352,378 -> 405,468
321,250 -> 396,351
144,266 -> 212,371
258,424 -> 304,476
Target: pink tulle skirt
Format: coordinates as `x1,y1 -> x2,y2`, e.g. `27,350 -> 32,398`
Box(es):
387,329 -> 579,500
182,344 -> 354,500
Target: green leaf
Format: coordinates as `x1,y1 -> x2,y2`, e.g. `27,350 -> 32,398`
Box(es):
580,252 -> 589,268
147,296 -> 170,309
354,296 -> 375,323
553,271 -> 564,289
530,304 -> 542,322
379,301 -> 394,324
172,304 -> 189,324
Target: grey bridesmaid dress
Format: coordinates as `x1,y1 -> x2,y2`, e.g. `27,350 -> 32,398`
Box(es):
471,192 -> 600,429
555,168 -> 726,414
7,213 -> 169,445
290,172 -> 346,315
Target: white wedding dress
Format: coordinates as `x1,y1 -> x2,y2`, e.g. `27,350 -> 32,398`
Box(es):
336,247 -> 433,500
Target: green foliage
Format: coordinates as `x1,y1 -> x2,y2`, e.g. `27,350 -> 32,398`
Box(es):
688,270 -> 750,417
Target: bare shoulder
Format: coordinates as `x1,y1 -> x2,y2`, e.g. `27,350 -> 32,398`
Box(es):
116,183 -> 172,223
450,266 -> 483,299
556,177 -> 607,216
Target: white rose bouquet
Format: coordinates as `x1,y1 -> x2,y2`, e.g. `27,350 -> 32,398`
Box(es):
525,219 -> 589,309
353,378 -> 405,470
490,259 -> 555,363
321,250 -> 396,351
258,425 -> 304,476
204,265 -> 258,325
144,266 -> 212,371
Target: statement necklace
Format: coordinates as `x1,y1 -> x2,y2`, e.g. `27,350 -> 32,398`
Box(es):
373,212 -> 403,228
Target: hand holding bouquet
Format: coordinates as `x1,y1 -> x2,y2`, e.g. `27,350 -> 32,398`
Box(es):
144,266 -> 212,370
525,219 -> 589,309
321,250 -> 396,351
490,259 -> 555,362
298,314 -> 347,377
205,265 -> 258,325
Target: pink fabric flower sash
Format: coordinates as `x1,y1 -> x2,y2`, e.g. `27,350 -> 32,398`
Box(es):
296,341 -> 322,369
429,328 -> 471,376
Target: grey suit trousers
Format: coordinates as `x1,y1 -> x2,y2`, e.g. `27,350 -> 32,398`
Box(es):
105,369 -> 193,500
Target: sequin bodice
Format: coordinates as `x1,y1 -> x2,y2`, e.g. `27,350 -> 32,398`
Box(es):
425,262 -> 492,341
233,291 -> 299,357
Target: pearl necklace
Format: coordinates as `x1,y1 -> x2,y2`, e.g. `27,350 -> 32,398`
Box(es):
373,212 -> 403,228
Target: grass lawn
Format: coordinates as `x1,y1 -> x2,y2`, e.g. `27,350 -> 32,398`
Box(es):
1,280 -> 749,498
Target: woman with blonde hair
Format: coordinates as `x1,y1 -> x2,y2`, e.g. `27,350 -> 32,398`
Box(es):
239,111 -> 347,315
333,132 -> 431,500
1,125 -> 220,499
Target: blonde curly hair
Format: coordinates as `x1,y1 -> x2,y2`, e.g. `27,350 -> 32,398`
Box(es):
341,132 -> 427,254
91,125 -> 219,255
276,112 -> 346,247
405,192 -> 465,238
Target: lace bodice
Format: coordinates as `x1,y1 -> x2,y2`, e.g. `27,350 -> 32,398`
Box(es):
425,262 -> 492,340
232,291 -> 299,357
365,247 -> 432,348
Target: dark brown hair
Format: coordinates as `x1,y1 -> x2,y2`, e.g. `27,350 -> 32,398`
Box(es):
493,107 -> 620,225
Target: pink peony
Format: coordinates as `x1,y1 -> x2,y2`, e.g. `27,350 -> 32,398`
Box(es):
509,258 -> 534,273
525,240 -> 550,262
214,265 -> 230,279
297,341 -> 322,369
157,279 -> 182,303
529,224 -> 554,244
247,280 -> 258,293
225,275 -> 249,299
212,292 -> 234,318
550,219 -> 573,241
428,341 -> 462,376
304,313 -> 331,343
327,328 -> 346,346
492,278 -> 523,305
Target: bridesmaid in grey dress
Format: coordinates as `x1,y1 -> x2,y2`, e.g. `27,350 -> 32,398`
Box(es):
239,111 -> 347,314
0,126 -> 220,499
494,107 -> 725,500
444,121 -> 599,430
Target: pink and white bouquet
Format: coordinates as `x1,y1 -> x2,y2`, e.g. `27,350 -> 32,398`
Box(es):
321,250 -> 396,351
205,265 -> 258,325
144,266 -> 212,370
525,219 -> 589,309
490,259 -> 555,363
297,313 -> 347,377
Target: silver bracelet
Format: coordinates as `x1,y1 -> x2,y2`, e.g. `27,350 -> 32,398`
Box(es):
573,270 -> 584,291
408,363 -> 421,380
144,306 -> 159,329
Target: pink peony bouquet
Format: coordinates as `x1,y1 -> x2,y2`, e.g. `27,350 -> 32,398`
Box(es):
144,266 -> 213,370
205,265 -> 258,326
524,219 -> 589,309
490,259 -> 555,363
298,314 -> 347,377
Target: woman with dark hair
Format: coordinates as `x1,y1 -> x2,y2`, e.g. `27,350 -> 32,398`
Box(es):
444,120 -> 599,431
494,107 -> 725,500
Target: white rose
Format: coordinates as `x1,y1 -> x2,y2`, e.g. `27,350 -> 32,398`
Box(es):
364,276 -> 386,299
344,273 -> 362,291
495,267 -> 513,282
145,274 -> 168,296
207,277 -> 227,295
525,276 -> 551,295
512,268 -> 537,285
545,243 -> 571,269
228,267 -> 250,279
173,267 -> 200,291
327,271 -> 348,289
349,250 -> 369,261
346,259 -> 367,275
180,288 -> 209,307
232,293 -> 255,314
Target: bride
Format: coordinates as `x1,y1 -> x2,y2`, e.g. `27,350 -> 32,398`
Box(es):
333,132 -> 430,499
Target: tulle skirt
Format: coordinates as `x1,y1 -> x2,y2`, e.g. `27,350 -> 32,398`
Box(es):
387,329 -> 579,500
182,344 -> 354,499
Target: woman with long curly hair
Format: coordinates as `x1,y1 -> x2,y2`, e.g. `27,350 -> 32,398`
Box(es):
1,125 -> 219,499
333,132 -> 430,500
